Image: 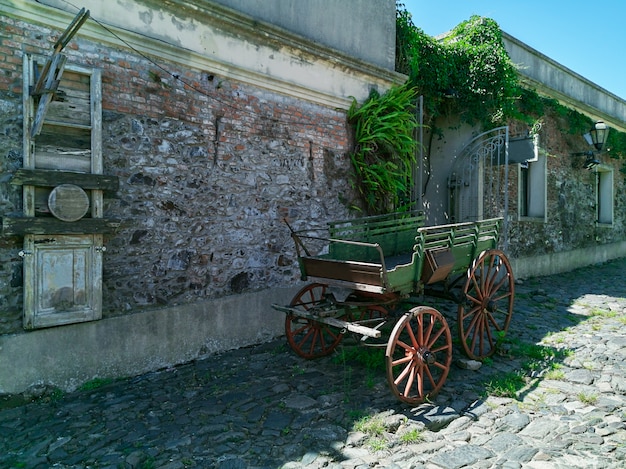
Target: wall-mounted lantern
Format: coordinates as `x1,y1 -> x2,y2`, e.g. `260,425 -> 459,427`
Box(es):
573,120 -> 610,170
588,120 -> 609,151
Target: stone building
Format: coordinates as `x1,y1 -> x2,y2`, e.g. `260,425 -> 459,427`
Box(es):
0,0 -> 401,393
0,0 -> 625,395
419,32 -> 626,279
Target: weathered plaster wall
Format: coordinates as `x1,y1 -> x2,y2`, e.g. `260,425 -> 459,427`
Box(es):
0,7 -> 361,332
503,32 -> 626,132
26,0 -> 404,109
210,0 -> 397,70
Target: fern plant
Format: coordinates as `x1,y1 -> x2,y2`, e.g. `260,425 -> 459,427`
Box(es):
348,84 -> 419,214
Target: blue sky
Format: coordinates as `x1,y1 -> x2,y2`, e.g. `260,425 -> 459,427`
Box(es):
401,1 -> 626,100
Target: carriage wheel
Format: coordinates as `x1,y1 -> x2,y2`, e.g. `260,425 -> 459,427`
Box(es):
285,283 -> 343,359
385,306 -> 452,405
458,249 -> 515,360
345,305 -> 388,322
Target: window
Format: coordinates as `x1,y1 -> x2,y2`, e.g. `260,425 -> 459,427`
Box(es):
518,141 -> 546,221
596,166 -> 614,225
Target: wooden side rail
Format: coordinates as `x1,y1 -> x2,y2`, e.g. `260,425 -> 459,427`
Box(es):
416,218 -> 503,278
327,210 -> 424,262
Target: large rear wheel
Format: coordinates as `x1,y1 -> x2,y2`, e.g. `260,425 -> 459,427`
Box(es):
458,249 -> 515,360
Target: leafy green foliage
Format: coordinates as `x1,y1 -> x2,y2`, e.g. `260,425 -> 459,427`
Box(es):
348,84 -> 418,214
390,2 -> 626,209
485,371 -> 525,398
332,345 -> 386,371
396,2 -> 626,164
396,4 -> 519,128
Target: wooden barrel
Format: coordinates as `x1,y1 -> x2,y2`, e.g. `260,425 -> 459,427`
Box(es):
48,183 -> 90,222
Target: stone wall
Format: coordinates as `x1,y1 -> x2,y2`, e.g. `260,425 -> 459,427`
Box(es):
507,110 -> 626,260
0,12 -> 356,334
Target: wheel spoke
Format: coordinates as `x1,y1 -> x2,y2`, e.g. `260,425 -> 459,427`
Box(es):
406,320 -> 419,349
403,365 -> 416,397
296,326 -> 315,350
470,274 -> 485,302
394,339 -> 413,353
460,302 -> 481,322
394,360 -> 413,385
423,362 -> 437,389
486,310 -> 504,331
462,307 -> 482,342
431,343 -> 451,354
426,324 -> 446,349
392,355 -> 413,367
487,269 -> 509,294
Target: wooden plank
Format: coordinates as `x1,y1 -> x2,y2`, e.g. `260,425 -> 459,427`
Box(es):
271,304 -> 382,338
31,53 -> 67,136
2,216 -> 120,235
328,211 -> 424,261
59,70 -> 90,92
46,98 -> 91,127
10,168 -> 119,191
38,123 -> 91,147
301,257 -> 383,287
35,147 -> 92,172
421,248 -> 455,284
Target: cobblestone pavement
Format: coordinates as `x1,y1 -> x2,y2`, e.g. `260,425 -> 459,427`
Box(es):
2,258 -> 626,469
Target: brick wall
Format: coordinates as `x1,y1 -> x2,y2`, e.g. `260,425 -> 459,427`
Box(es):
0,14 -> 356,333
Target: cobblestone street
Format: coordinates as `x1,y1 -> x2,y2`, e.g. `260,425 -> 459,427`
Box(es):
2,258 -> 626,468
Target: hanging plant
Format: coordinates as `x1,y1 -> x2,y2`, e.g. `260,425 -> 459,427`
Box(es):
348,84 -> 418,215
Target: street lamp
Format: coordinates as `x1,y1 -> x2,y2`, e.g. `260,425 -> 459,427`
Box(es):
575,121 -> 610,170
588,120 -> 609,152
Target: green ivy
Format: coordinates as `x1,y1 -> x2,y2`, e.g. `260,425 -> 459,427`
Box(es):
395,2 -> 626,160
349,3 -> 626,217
515,87 -> 626,160
397,4 -> 519,128
348,84 -> 418,214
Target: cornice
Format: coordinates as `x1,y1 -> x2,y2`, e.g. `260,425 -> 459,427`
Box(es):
502,32 -> 626,133
1,0 -> 406,109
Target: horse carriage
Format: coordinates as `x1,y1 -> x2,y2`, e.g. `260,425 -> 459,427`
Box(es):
273,211 -> 515,405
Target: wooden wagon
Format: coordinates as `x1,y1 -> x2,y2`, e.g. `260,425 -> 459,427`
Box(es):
273,211 -> 515,405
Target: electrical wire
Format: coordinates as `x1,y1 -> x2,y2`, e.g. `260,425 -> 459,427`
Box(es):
49,0 -> 342,127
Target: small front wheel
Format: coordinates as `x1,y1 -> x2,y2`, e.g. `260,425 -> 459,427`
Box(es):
385,306 -> 452,405
285,283 -> 343,359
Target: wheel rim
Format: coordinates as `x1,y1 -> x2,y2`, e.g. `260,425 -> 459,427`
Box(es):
458,249 -> 515,360
285,283 -> 343,359
385,306 -> 452,405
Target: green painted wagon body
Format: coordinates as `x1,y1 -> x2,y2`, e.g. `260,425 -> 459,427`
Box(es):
279,211 -> 514,406
293,211 -> 502,295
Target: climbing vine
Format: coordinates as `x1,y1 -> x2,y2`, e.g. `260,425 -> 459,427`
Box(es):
348,3 -> 626,213
397,5 -> 519,128
395,2 -> 626,157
